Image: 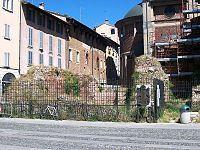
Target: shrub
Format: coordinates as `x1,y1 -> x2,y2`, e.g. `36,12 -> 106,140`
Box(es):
64,72 -> 80,96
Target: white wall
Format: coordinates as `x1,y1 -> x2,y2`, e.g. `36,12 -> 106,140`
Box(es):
96,22 -> 120,44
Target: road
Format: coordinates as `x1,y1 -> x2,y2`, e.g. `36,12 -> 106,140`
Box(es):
0,118 -> 200,150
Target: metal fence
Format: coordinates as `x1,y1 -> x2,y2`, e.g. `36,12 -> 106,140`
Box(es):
0,78 -> 199,122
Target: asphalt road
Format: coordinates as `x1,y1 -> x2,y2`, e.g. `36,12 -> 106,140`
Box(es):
0,118 -> 200,150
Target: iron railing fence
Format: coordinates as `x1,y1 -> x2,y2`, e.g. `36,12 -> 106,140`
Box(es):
0,79 -> 135,121
0,78 -> 199,122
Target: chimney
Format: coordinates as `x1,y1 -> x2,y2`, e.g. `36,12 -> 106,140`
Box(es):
104,19 -> 109,24
39,2 -> 44,10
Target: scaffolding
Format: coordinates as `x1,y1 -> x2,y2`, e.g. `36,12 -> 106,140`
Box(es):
153,0 -> 200,79
177,0 -> 200,78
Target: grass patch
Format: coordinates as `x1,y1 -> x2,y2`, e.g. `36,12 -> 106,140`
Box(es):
158,100 -> 185,123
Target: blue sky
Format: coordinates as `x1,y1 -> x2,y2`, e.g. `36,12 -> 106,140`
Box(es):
30,0 -> 141,28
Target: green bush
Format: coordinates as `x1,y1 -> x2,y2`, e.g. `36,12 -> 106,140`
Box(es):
64,72 -> 80,96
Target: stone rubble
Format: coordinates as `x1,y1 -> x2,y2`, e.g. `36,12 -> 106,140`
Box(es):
135,55 -> 168,81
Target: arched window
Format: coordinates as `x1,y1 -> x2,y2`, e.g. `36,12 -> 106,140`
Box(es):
2,73 -> 16,94
164,6 -> 176,19
85,51 -> 89,65
96,57 -> 99,69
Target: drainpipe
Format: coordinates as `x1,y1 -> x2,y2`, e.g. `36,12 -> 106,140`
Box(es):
146,0 -> 149,55
18,1 -> 22,75
92,42 -> 94,76
66,28 -> 69,70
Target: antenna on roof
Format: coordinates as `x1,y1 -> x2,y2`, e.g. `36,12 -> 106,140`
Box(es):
104,10 -> 109,23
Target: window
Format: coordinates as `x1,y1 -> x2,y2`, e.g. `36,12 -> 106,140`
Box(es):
56,22 -> 60,33
60,24 -> 63,35
47,17 -> 52,30
76,51 -> 80,63
100,60 -> 103,69
39,53 -> 43,65
4,24 -> 10,39
52,20 -> 55,31
56,22 -> 63,34
37,13 -> 42,26
164,6 -> 176,18
49,56 -> 53,66
69,49 -> 72,61
37,13 -> 45,27
3,52 -> 10,67
28,28 -> 33,47
28,51 -> 33,65
120,28 -> 125,38
96,57 -> 99,69
3,0 -> 6,8
49,36 -> 53,53
26,8 -> 35,23
85,51 -> 88,64
42,15 -> 45,27
58,39 -> 61,56
39,32 -> 43,49
58,58 -> 61,68
111,29 -> 115,34
3,0 -> 13,11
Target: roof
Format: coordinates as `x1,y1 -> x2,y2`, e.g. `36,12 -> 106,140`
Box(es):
22,2 -> 119,49
124,4 -> 143,19
68,18 -> 119,47
21,1 -> 70,27
95,20 -> 115,29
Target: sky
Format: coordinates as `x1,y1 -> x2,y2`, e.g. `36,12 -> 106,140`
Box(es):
30,0 -> 141,29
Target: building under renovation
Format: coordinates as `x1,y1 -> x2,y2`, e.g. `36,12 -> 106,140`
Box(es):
143,0 -> 200,82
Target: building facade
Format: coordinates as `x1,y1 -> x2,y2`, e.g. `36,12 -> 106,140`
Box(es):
20,2 -> 69,74
115,4 -> 144,83
66,18 -> 107,81
95,20 -> 120,44
95,20 -> 120,78
50,14 -> 120,81
143,0 -> 200,81
116,0 -> 200,83
0,0 -> 21,96
0,0 -> 119,94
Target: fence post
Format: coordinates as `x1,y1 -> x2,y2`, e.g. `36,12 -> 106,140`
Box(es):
28,82 -> 33,118
56,71 -> 59,120
85,80 -> 88,120
114,79 -> 119,120
29,99 -> 33,119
